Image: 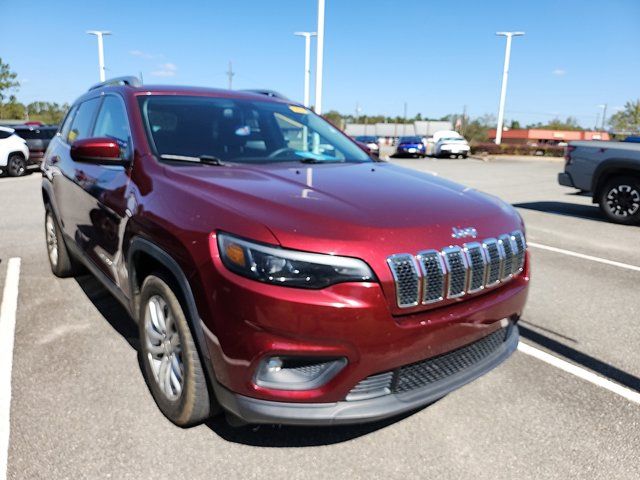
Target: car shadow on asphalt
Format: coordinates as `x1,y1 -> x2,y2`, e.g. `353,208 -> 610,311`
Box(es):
73,273 -> 428,445
519,325 -> 640,392
513,200 -> 608,223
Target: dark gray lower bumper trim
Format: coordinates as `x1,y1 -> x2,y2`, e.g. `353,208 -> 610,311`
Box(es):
214,325 -> 520,426
558,172 -> 575,188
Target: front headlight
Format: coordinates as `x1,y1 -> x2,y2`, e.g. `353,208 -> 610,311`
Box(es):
216,232 -> 376,289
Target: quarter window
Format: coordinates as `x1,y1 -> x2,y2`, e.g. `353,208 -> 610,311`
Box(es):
93,95 -> 132,157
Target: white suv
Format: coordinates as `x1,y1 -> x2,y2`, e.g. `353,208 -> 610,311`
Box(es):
0,126 -> 30,176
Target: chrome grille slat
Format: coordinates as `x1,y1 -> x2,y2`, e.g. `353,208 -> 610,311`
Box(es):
417,250 -> 446,304
483,238 -> 503,286
388,230 -> 526,308
464,242 -> 487,293
511,231 -> 526,272
443,246 -> 468,298
387,254 -> 420,308
498,234 -> 514,280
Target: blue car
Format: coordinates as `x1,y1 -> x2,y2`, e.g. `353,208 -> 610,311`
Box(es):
395,136 -> 426,158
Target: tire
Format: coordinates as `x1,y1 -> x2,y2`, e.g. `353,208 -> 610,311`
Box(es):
44,205 -> 78,277
138,273 -> 211,427
7,153 -> 27,177
598,176 -> 640,225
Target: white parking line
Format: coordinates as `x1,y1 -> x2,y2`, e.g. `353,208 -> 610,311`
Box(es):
0,258 -> 21,480
518,341 -> 640,405
528,242 -> 640,273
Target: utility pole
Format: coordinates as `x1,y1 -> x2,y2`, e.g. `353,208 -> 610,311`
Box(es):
227,61 -> 235,90
294,32 -> 317,107
355,101 -> 362,123
599,104 -> 608,130
462,105 -> 468,136
494,31 -> 525,145
314,0 -> 326,114
86,30 -> 111,82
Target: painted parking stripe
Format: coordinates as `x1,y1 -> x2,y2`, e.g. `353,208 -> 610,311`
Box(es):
528,242 -> 640,273
0,258 -> 21,480
518,341 -> 640,405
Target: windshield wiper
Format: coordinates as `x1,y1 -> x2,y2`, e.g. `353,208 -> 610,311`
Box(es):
298,158 -> 344,164
160,154 -> 225,166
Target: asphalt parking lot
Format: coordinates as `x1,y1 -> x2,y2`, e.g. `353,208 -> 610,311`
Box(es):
1,157 -> 639,479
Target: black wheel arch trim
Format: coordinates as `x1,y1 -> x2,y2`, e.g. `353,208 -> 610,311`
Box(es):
592,158 -> 640,197
126,237 -> 219,402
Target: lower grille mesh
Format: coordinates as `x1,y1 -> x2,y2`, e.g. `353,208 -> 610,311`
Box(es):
347,327 -> 509,400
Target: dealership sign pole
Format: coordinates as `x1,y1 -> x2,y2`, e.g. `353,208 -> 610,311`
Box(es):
495,31 -> 524,145
294,32 -> 317,108
314,0 -> 326,115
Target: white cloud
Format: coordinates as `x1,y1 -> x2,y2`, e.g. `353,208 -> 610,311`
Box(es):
151,63 -> 177,77
130,50 -> 162,59
552,68 -> 567,76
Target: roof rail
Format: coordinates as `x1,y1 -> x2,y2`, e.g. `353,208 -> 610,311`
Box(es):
88,76 -> 142,91
241,89 -> 289,100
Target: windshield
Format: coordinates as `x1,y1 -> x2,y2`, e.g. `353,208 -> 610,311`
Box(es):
399,136 -> 422,143
441,137 -> 465,142
138,95 -> 371,165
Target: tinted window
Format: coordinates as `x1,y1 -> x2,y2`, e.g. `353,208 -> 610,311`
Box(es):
60,106 -> 77,143
0,130 -> 12,140
68,97 -> 101,143
399,136 -> 422,143
139,96 -> 370,165
93,95 -> 131,157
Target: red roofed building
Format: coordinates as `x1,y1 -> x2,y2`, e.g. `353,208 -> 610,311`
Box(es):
487,128 -> 610,145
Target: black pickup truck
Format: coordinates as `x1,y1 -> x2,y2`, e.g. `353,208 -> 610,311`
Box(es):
559,140 -> 640,225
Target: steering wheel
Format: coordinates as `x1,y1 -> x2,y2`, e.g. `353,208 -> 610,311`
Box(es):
267,147 -> 298,159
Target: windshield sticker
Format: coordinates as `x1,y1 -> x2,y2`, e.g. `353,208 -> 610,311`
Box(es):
289,105 -> 309,115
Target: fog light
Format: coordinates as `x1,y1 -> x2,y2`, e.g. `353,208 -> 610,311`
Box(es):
255,357 -> 347,391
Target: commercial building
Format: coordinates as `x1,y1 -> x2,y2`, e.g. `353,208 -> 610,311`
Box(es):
487,128 -> 610,145
345,120 -> 453,143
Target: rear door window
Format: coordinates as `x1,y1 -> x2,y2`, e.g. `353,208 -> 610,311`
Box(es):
68,97 -> 101,143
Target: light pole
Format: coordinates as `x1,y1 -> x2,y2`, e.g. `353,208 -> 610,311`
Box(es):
314,0 -> 326,114
494,31 -> 524,145
294,32 -> 317,107
86,30 -> 111,82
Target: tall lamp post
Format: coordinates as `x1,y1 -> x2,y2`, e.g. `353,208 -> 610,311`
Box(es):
494,31 -> 524,145
314,0 -> 326,114
294,32 -> 317,107
86,30 -> 111,82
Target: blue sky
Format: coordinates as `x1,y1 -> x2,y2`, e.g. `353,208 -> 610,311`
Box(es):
2,0 -> 639,127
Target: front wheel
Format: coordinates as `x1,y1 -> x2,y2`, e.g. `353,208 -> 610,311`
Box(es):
139,273 -> 211,426
598,176 -> 640,225
7,154 -> 27,177
45,206 -> 78,277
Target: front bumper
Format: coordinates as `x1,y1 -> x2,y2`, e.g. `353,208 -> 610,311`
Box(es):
558,172 -> 575,188
214,323 -> 519,425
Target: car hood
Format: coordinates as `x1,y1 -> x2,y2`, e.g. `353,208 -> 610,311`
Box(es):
164,162 -> 522,257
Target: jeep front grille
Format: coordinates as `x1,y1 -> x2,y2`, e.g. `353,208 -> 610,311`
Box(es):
388,230 -> 526,309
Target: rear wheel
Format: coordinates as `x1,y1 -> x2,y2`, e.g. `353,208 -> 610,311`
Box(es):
7,154 -> 26,177
139,273 -> 211,427
598,176 -> 640,225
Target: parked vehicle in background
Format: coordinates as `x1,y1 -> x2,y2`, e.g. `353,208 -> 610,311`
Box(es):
395,136 -> 426,157
559,140 -> 640,225
0,126 -> 30,177
354,135 -> 380,157
13,125 -> 58,164
41,76 -> 529,427
427,130 -> 470,158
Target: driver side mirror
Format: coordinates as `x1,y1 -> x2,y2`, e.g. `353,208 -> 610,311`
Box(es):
70,137 -> 128,165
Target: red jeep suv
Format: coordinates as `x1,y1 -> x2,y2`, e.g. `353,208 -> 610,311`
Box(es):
41,77 -> 529,427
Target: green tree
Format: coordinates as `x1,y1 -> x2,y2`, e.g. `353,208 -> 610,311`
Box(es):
323,110 -> 344,129
0,58 -> 20,118
608,100 -> 640,134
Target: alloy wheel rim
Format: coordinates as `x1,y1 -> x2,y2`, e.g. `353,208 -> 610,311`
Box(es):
606,185 -> 640,217
144,295 -> 184,401
45,214 -> 59,267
